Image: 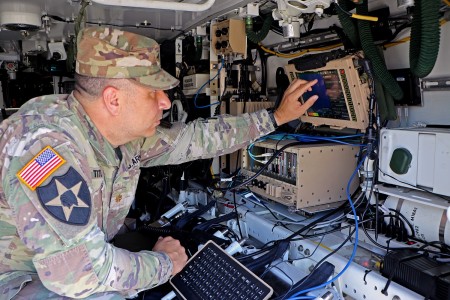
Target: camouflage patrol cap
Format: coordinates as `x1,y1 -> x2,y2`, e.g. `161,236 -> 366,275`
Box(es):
76,27 -> 179,90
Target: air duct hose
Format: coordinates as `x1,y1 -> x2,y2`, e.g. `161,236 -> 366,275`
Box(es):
246,15 -> 273,44
337,0 -> 359,47
356,1 -> 404,101
409,0 -> 441,78
337,0 -> 399,120
375,77 -> 397,121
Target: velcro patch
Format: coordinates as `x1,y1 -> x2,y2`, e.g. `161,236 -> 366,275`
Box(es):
36,167 -> 91,225
17,146 -> 66,191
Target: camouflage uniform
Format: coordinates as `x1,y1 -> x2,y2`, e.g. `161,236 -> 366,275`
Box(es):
0,27 -> 275,299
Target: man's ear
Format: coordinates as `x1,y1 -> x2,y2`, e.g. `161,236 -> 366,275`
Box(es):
102,86 -> 121,116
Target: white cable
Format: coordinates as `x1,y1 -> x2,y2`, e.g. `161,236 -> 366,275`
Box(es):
252,158 -> 269,164
252,153 -> 275,158
362,157 -> 376,205
170,99 -> 188,123
404,106 -> 409,126
161,290 -> 176,300
396,106 -> 403,127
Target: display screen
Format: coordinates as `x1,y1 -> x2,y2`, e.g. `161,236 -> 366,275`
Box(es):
297,70 -> 349,120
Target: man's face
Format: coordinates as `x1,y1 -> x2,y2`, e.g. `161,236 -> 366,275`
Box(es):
120,81 -> 172,140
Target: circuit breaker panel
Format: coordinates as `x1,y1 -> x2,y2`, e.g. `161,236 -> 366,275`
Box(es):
242,140 -> 360,211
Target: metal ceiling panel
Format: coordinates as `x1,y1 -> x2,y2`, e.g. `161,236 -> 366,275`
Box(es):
0,0 -> 256,42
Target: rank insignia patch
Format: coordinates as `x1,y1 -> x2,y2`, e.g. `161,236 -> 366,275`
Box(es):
36,167 -> 91,225
17,146 -> 66,191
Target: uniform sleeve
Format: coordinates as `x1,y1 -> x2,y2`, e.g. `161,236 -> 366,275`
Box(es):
140,109 -> 275,166
3,125 -> 172,298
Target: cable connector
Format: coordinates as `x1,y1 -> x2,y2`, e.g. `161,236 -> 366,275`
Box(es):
225,238 -> 246,256
178,172 -> 187,203
385,214 -> 396,238
396,219 -> 408,242
362,59 -> 374,77
162,201 -> 188,219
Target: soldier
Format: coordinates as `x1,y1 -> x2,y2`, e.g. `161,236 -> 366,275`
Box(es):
0,27 -> 318,299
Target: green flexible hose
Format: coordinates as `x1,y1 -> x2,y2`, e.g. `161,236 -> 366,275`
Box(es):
374,77 -> 388,121
357,1 -> 404,101
246,15 -> 273,44
409,0 -> 441,78
337,0 -> 359,47
336,0 -> 398,120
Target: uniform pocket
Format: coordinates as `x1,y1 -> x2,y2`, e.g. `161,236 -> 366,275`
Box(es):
0,273 -> 32,300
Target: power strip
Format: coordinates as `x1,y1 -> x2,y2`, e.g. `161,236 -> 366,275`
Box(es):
341,222 -> 427,252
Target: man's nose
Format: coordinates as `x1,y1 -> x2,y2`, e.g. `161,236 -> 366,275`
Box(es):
159,91 -> 172,110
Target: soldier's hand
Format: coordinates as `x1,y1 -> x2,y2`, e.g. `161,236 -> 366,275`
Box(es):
273,79 -> 319,126
153,236 -> 188,275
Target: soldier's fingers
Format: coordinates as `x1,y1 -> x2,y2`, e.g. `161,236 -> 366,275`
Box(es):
301,95 -> 319,110
284,78 -> 308,94
290,80 -> 318,99
295,78 -> 308,85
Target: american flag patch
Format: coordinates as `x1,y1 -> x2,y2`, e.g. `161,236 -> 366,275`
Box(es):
17,146 -> 66,191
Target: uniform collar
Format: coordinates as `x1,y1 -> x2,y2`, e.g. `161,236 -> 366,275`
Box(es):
67,93 -> 120,167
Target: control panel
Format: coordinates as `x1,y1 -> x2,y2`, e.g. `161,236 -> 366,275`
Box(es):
211,19 -> 246,56
242,140 -> 359,211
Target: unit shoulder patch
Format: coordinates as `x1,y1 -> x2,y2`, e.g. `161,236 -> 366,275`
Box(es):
16,146 -> 66,191
36,167 -> 91,226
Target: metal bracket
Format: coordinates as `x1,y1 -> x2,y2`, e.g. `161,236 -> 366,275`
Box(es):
421,77 -> 450,91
